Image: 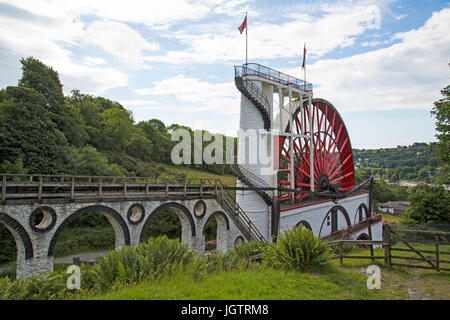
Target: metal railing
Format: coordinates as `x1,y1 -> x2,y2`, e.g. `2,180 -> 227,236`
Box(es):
232,164 -> 274,202
240,63 -> 313,92
235,66 -> 271,112
204,178 -> 267,242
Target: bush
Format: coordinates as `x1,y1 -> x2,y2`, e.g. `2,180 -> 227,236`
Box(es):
0,272 -> 69,300
264,226 -> 331,272
231,240 -> 269,259
92,235 -> 197,292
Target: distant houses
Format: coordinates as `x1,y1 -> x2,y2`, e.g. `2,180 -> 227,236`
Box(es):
378,201 -> 411,216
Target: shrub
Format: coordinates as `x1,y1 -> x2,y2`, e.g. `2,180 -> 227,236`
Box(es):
264,226 -> 331,272
0,272 -> 69,300
92,235 -> 197,292
231,240 -> 269,259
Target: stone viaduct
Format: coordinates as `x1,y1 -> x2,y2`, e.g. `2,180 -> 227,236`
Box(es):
0,174 -> 262,278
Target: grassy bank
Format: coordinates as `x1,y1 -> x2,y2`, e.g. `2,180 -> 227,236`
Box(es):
86,265 -> 390,300
83,245 -> 450,300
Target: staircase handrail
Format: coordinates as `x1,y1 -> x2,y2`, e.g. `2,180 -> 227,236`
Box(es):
235,66 -> 271,113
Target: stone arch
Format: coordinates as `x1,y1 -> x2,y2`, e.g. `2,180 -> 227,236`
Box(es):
357,232 -> 369,240
319,205 -> 351,236
48,205 -> 130,257
234,235 -> 245,247
139,202 -> 196,243
202,211 -> 230,253
0,213 -> 33,260
354,203 -> 368,223
295,220 -> 312,231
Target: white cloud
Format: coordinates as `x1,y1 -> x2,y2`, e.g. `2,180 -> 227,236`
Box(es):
286,8 -> 450,112
135,75 -> 240,114
0,1 -> 130,94
2,0 -> 224,27
83,20 -> 159,69
83,57 -> 107,66
144,3 -> 386,65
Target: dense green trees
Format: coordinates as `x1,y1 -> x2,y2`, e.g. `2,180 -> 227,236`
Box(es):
430,80 -> 449,185
402,184 -> 450,224
0,57 -> 235,178
0,86 -> 69,173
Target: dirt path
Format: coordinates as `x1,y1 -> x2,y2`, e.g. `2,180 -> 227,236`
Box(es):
380,267 -> 449,300
0,251 -> 109,272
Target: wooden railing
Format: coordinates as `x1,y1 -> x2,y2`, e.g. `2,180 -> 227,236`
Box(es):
0,174 -> 220,202
325,225 -> 450,271
325,240 -> 388,265
0,174 -> 268,243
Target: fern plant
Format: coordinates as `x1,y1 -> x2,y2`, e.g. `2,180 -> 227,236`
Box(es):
264,226 -> 331,272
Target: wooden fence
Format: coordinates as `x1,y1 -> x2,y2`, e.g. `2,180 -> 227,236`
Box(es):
326,224 -> 450,272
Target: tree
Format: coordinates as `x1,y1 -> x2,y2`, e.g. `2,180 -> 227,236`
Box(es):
0,86 -> 69,173
137,120 -> 173,162
67,146 -> 126,176
100,108 -> 134,151
402,184 -> 450,224
18,57 -> 66,127
431,76 -> 449,164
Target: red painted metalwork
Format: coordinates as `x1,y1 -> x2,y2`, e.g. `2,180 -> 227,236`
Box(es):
278,98 -> 355,201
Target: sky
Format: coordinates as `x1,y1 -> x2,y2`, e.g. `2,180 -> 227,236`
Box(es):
0,0 -> 448,149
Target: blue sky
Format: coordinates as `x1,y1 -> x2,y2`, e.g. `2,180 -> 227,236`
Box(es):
0,0 -> 448,149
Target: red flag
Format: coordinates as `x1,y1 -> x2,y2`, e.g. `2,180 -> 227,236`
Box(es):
302,43 -> 306,70
238,15 -> 247,34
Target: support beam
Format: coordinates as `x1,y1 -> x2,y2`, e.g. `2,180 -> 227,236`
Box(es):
288,88 -> 294,202
308,94 -> 314,192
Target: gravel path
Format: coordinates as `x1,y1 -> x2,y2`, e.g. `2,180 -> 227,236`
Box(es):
0,251 -> 109,272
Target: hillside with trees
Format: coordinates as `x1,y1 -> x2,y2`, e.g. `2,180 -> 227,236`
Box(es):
353,143 -> 447,183
0,57 -> 235,179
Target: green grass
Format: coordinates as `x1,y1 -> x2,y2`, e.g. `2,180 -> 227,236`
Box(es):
53,226 -> 114,257
85,265 -> 392,300
162,163 -> 236,186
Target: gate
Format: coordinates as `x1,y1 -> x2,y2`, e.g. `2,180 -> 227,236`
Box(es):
385,224 -> 450,271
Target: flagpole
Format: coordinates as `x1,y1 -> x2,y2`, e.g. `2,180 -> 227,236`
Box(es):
303,42 -> 306,91
245,12 -> 248,65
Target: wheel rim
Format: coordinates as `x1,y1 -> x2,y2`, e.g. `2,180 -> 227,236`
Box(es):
278,98 -> 354,200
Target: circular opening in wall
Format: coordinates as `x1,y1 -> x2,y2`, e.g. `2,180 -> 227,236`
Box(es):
234,236 -> 244,247
127,204 -> 145,224
30,207 -> 56,233
194,200 -> 206,218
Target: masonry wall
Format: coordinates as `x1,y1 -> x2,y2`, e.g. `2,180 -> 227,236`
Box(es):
0,198 -> 248,278
279,193 -> 382,242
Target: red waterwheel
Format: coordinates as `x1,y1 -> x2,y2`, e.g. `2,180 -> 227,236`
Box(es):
278,98 -> 355,201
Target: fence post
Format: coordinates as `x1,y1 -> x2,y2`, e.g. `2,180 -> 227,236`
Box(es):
435,235 -> 440,272
184,179 -> 187,197
98,177 -> 102,198
70,177 -> 75,200
1,175 -> 6,203
384,224 -> 391,267
165,179 -> 169,197
38,176 -> 43,201
145,178 -> 149,197
339,241 -> 343,265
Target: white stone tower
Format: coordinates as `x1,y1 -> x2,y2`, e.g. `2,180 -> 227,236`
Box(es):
234,63 -> 313,241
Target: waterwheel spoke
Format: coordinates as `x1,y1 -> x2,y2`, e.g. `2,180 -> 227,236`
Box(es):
278,99 -> 354,199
